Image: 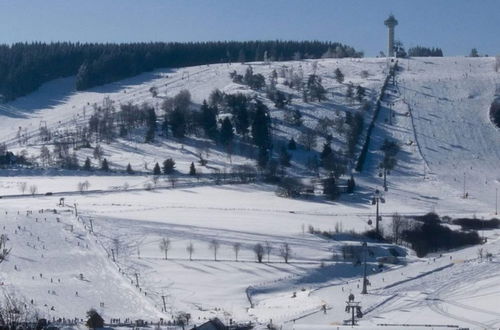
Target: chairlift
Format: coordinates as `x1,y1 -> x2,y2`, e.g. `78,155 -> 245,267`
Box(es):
371,198 -> 376,205
367,219 -> 372,225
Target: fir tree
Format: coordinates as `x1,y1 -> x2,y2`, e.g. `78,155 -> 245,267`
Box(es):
126,163 -> 134,174
346,83 -> 354,102
320,142 -> 333,165
163,158 -> 175,174
145,107 -> 157,143
189,162 -> 196,176
279,146 -> 292,167
83,157 -> 92,171
356,85 -> 366,102
101,158 -> 109,171
257,147 -> 269,169
200,100 -> 218,140
334,68 -> 344,83
161,114 -> 169,137
346,174 -> 356,193
251,100 -> 272,149
219,117 -> 234,146
86,309 -> 104,330
153,162 -> 161,175
169,108 -> 187,138
307,74 -> 326,102
323,177 -> 340,200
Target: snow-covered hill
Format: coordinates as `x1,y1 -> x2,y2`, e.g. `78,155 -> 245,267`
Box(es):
0,56 -> 499,329
0,58 -> 388,175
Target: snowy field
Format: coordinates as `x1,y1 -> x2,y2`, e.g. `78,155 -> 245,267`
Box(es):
0,56 -> 499,329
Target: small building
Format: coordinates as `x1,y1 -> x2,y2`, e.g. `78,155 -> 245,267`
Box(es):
191,317 -> 226,330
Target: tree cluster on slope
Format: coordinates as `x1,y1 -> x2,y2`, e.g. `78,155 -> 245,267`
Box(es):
408,46 -> 443,57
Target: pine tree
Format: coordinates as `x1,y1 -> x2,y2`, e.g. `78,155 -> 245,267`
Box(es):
320,142 -> 333,165
346,174 -> 356,193
169,108 -> 187,138
86,309 -> 104,329
244,66 -> 254,85
279,146 -> 292,167
257,147 -> 269,169
189,162 -> 196,176
161,114 -> 169,137
163,158 -> 175,174
126,163 -> 134,174
200,100 -> 218,139
251,101 -> 272,149
334,68 -> 344,83
346,83 -> 354,102
101,158 -> 109,171
323,177 -> 340,200
219,117 -> 234,146
145,107 -> 157,143
83,157 -> 92,171
307,74 -> 326,102
356,85 -> 366,102
153,162 -> 161,175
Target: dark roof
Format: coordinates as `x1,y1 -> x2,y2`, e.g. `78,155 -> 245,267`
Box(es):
192,317 -> 226,330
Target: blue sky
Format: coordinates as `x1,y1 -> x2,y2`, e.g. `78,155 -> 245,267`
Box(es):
0,0 -> 498,56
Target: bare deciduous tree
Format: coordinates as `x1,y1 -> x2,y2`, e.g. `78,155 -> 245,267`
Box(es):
233,242 -> 241,261
265,241 -> 272,262
169,175 -> 177,188
159,237 -> 171,260
0,292 -> 37,326
152,175 -> 160,188
391,212 -> 403,244
93,144 -> 103,160
298,130 -> 317,151
209,239 -> 220,261
280,243 -> 292,263
0,234 -> 11,264
186,241 -> 194,261
18,182 -> 27,195
175,312 -> 191,329
39,145 -> 51,167
78,180 -> 90,193
29,185 -> 38,196
253,243 -> 264,263
112,237 -> 120,260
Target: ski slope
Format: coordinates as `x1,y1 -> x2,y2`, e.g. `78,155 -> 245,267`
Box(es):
0,56 -> 499,329
398,57 -> 500,211
293,56 -> 500,329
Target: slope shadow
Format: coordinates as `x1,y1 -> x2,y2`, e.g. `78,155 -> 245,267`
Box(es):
3,68 -> 174,118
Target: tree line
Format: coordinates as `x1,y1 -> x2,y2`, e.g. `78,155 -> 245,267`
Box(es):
407,46 -> 443,57
0,41 -> 362,101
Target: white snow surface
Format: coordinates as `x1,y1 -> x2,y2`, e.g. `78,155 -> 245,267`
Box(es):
0,56 -> 499,329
